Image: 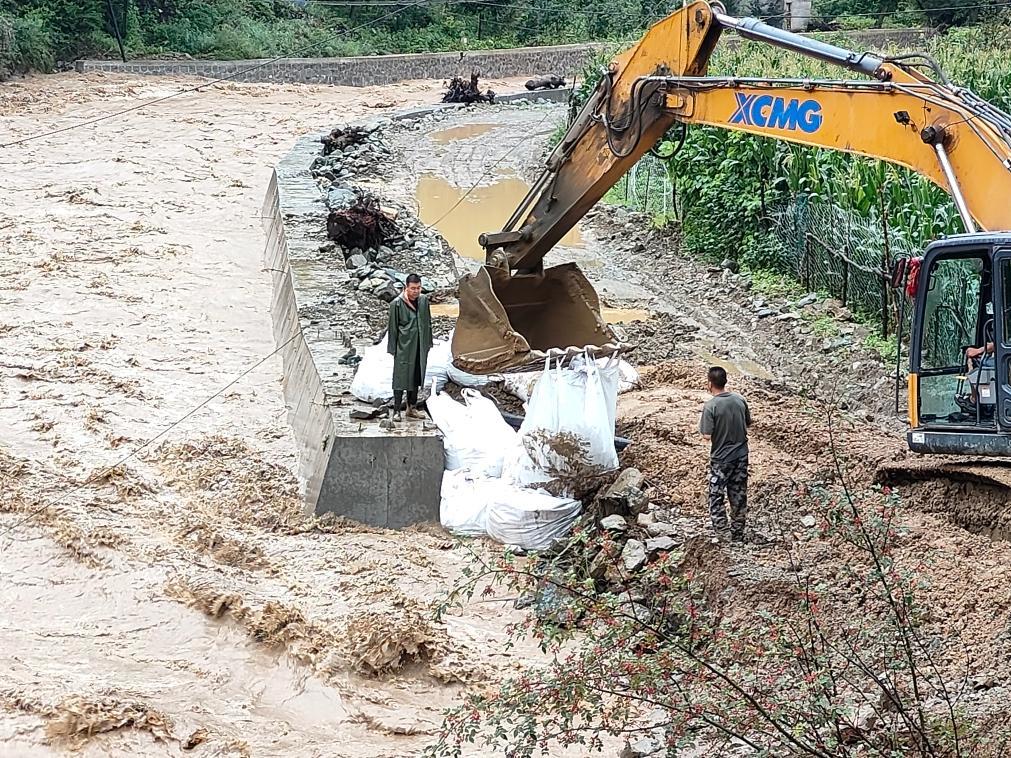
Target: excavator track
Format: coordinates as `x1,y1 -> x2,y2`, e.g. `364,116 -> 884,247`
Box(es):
876,457 -> 1011,491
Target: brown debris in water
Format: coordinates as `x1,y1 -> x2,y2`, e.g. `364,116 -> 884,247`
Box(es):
165,578 -> 475,683
44,694 -> 173,749
89,464 -> 155,501
178,524 -> 270,571
51,521 -> 124,569
155,436 -> 305,532
342,602 -> 445,676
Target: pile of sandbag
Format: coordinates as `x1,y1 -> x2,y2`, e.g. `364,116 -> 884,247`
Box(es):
501,355 -> 640,409
348,332 -> 625,551
431,354 -> 622,551
349,329 -> 488,403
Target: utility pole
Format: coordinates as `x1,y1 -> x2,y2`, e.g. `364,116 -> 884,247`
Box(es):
107,0 -> 127,62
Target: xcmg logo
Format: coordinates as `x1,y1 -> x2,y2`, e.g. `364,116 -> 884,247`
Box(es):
729,93 -> 823,134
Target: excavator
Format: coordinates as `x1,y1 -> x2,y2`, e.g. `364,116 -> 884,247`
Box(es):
450,0 -> 1011,459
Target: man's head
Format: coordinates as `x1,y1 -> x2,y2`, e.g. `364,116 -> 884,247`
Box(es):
405,273 -> 422,302
707,366 -> 728,395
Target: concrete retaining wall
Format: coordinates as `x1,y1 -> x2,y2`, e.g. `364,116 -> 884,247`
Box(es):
262,132 -> 445,526
77,28 -> 933,87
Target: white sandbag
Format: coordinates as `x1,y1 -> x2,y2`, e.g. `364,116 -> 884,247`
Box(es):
427,387 -> 469,470
617,359 -> 640,393
500,370 -> 540,402
503,358 -> 619,486
569,354 -> 639,395
425,338 -> 452,393
447,362 -> 494,388
349,334 -> 394,403
428,385 -> 517,476
486,486 -> 582,551
440,469 -> 493,536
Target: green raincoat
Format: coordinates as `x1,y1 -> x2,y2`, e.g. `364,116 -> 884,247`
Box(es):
387,293 -> 433,391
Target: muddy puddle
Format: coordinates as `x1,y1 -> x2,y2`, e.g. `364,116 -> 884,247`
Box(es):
431,123 -> 499,143
416,173 -> 583,260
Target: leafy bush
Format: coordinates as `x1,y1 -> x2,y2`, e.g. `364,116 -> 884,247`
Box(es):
2,11 -> 55,75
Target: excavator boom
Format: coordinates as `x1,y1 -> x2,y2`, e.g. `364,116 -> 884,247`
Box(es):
452,0 -> 1011,375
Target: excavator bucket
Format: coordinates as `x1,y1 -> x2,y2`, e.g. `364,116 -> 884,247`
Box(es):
452,262 -> 623,374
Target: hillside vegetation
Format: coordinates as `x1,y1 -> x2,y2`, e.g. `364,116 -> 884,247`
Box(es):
0,0 -> 1005,78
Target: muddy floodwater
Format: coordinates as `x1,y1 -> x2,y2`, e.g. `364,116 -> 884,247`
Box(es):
0,72 -> 576,757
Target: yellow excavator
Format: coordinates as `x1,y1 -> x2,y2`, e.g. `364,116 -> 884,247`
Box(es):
451,0 -> 1011,458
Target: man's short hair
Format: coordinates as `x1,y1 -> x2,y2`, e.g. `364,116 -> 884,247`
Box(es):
708,366 -> 728,390
406,273 -> 422,285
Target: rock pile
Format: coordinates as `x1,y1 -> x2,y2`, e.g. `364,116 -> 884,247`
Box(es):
310,119 -> 458,308
311,119 -> 394,183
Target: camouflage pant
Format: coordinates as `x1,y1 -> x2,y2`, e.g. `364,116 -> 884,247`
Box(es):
708,457 -> 748,536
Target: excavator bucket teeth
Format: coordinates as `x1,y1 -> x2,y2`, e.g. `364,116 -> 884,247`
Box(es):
452,262 -> 623,374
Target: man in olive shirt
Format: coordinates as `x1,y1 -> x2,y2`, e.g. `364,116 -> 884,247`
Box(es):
699,366 -> 752,542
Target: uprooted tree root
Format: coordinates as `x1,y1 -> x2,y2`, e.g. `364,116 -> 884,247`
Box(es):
326,192 -> 399,251
442,73 -> 495,104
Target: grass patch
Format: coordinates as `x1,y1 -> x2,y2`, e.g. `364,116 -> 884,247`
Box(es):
863,332 -> 899,363
747,268 -> 805,301
809,314 -> 842,339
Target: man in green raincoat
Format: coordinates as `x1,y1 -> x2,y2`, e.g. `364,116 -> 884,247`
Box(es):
387,273 -> 433,422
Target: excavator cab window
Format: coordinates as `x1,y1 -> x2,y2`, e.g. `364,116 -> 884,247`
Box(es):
916,253 -> 992,427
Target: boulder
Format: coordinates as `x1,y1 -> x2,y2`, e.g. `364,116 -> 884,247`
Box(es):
600,514 -> 628,532
645,521 -> 677,538
374,281 -> 402,302
326,186 -> 357,210
621,539 -> 647,572
645,536 -> 677,554
595,468 -> 648,519
346,253 -> 368,270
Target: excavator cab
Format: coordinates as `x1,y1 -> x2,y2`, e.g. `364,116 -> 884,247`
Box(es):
908,235 -> 1011,454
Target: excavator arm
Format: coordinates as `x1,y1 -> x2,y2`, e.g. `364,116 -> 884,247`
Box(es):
452,0 -> 1011,373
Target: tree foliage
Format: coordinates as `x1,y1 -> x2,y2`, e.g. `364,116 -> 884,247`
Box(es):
0,0 -> 1002,77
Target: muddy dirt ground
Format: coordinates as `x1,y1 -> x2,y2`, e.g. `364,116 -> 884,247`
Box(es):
3,74 -> 1011,757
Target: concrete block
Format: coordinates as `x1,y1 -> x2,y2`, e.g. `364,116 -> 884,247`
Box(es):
315,435 -> 444,528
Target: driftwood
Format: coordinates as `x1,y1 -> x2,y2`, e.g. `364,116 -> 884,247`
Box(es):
525,75 -> 566,91
442,73 -> 495,104
326,194 -> 398,250
320,125 -> 369,156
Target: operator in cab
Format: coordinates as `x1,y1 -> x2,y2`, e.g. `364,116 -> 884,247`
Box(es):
699,366 -> 752,543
